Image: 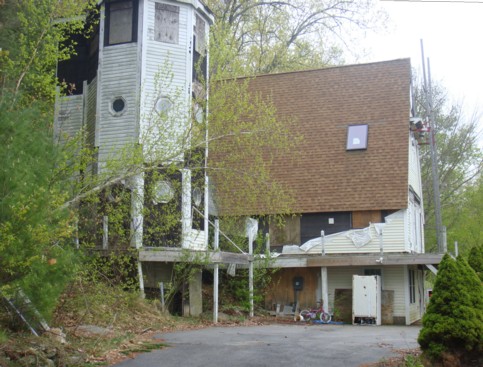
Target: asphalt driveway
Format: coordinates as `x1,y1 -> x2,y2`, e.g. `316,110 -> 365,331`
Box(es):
114,324 -> 421,367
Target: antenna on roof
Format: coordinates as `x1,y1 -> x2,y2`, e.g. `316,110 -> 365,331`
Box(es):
420,39 -> 446,254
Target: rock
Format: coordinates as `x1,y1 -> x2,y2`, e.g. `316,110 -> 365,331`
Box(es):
217,312 -> 230,322
44,328 -> 67,344
75,325 -> 114,337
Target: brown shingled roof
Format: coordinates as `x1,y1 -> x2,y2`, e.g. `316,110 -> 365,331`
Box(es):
245,59 -> 411,214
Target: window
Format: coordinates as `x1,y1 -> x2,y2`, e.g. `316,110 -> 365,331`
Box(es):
195,15 -> 206,53
346,124 -> 368,150
109,96 -> 127,116
408,269 -> 416,304
364,269 -> 381,276
154,3 -> 179,44
105,0 -> 137,46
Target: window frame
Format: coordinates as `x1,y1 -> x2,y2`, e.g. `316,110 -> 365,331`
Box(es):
346,124 -> 369,151
154,3 -> 180,44
408,269 -> 416,304
104,0 -> 138,47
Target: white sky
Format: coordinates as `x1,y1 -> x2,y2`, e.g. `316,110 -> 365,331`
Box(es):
352,0 -> 483,141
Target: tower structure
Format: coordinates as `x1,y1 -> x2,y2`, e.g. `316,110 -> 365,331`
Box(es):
55,0 -> 213,255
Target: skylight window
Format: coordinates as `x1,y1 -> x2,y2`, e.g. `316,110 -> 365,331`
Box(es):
346,124 -> 368,150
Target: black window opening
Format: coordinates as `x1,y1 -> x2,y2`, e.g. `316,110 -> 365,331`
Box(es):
192,15 -> 207,83
57,11 -> 99,95
105,0 -> 138,46
409,269 -> 416,304
346,124 -> 369,151
300,212 -> 352,244
192,40 -> 207,83
112,97 -> 125,112
364,269 -> 382,276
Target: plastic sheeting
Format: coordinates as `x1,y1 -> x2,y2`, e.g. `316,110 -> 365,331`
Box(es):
345,227 -> 372,248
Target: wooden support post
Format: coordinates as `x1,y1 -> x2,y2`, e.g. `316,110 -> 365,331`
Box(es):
321,267 -> 329,313
130,174 -> 145,298
181,169 -> 192,248
213,219 -> 219,324
102,215 -> 108,249
248,227 -> 254,318
159,282 -> 165,313
265,233 -> 270,253
379,227 -> 384,256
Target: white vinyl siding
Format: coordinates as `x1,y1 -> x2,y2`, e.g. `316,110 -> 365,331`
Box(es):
97,43 -> 139,163
407,266 -> 425,324
85,77 -> 98,148
140,0 -> 191,161
408,135 -> 423,199
382,266 -> 406,318
54,94 -> 84,145
327,266 -> 407,321
304,210 -> 407,254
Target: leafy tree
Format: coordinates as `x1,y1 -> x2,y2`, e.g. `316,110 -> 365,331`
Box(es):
0,0 -> 94,322
446,176 -> 483,258
0,0 -> 94,104
206,0 -> 385,76
418,254 -> 483,363
413,81 -> 482,253
468,244 -> 483,282
0,93 -> 78,321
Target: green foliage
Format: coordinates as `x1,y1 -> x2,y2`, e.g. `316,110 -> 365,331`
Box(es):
162,250 -> 211,312
0,93 -> 79,321
0,0 -> 95,104
219,233 -> 279,312
418,254 -> 483,362
206,0 -> 385,76
446,177 -> 483,258
0,329 -> 7,343
468,245 -> 483,281
413,82 -> 482,253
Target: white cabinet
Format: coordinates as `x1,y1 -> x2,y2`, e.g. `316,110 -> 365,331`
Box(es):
352,275 -> 381,325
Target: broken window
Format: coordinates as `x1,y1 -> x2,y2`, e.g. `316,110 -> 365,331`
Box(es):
195,15 -> 206,54
154,3 -> 179,44
346,124 -> 368,150
105,0 -> 137,45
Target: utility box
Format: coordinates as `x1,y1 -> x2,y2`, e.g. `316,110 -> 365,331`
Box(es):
352,275 -> 381,325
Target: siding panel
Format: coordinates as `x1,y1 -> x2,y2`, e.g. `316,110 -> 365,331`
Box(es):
55,94 -> 84,145
302,210 -> 407,254
98,43 -> 139,162
140,0 -> 191,158
86,77 -> 97,147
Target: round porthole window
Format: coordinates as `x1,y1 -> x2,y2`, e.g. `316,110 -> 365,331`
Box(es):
110,96 -> 127,116
193,103 -> 204,124
152,180 -> 174,204
155,97 -> 173,115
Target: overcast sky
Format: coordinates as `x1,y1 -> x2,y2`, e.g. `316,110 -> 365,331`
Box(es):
352,0 -> 482,141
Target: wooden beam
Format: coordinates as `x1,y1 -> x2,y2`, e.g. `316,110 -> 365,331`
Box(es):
263,253 -> 443,268
139,247 -> 252,265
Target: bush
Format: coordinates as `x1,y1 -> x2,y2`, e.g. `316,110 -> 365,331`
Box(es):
418,253 -> 483,363
467,245 -> 483,282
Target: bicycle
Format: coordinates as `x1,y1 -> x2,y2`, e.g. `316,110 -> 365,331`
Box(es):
299,304 -> 332,323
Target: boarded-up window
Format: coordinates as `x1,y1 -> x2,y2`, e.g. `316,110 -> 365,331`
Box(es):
107,1 -> 135,45
352,210 -> 382,229
155,3 -> 179,44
